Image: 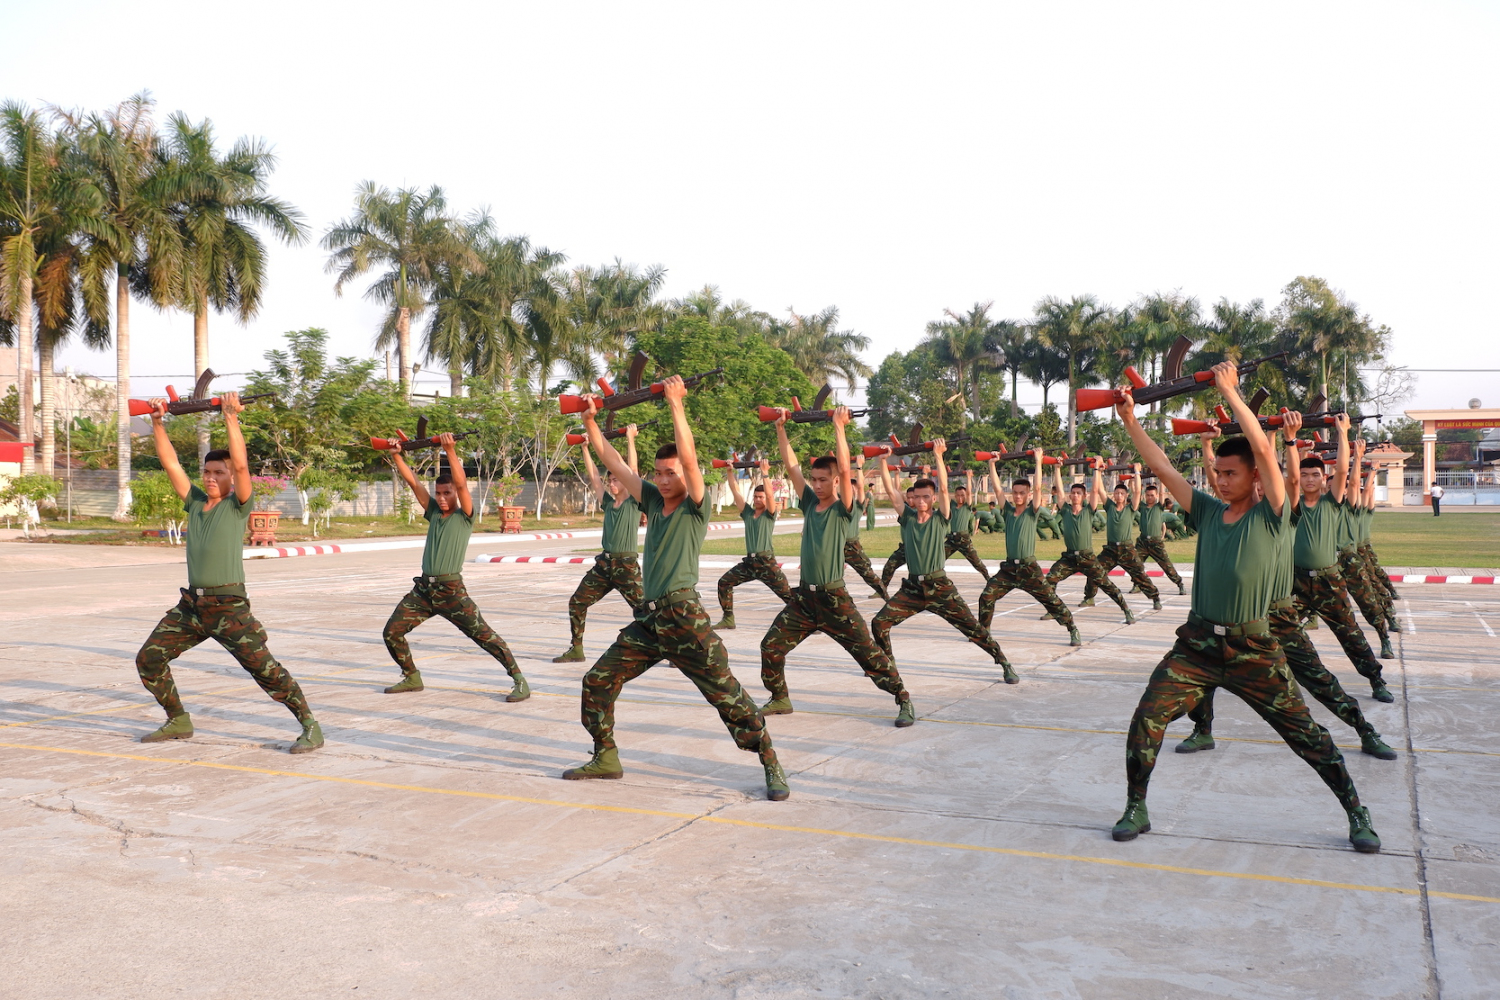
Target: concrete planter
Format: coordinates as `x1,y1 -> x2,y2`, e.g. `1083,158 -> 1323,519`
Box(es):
249,510 -> 281,546
499,505 -> 525,534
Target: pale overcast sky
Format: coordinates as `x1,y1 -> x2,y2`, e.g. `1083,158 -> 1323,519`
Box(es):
5,0 -> 1497,413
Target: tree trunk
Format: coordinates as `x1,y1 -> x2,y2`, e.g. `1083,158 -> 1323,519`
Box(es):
1010,370 -> 1018,418
112,270 -> 133,521
449,364 -> 464,398
17,272 -> 34,475
397,306 -> 412,398
38,333 -> 55,483
1066,353 -> 1077,447
195,292 -> 210,469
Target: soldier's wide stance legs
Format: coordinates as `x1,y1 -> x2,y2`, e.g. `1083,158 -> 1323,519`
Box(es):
762,589 -> 908,705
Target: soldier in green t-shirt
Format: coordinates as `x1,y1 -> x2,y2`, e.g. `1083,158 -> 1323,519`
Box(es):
1034,496 -> 1062,540
1135,483 -> 1185,594
132,393 -> 323,753
870,443 -> 1017,684
841,459 -> 889,600
1110,363 -> 1379,854
975,449 -> 1080,645
943,471 -> 990,579
712,457 -> 793,629
383,434 -> 529,701
1355,456 -> 1402,611
554,428 -> 646,661
1043,461 -> 1136,624
760,407 -> 913,725
1335,444 -> 1395,659
563,378 -> 788,801
1082,466 -> 1161,611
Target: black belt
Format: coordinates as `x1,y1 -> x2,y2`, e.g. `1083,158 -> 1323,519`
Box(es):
599,551 -> 637,560
909,571 -> 948,583
183,584 -> 246,599
1001,557 -> 1035,566
1187,611 -> 1270,637
798,580 -> 846,593
1062,549 -> 1092,557
1296,565 -> 1340,578
750,550 -> 777,559
418,573 -> 463,585
641,588 -> 699,613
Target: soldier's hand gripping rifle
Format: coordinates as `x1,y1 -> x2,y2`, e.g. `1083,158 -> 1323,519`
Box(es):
558,367 -> 724,415
1073,334 -> 1286,412
757,383 -> 871,424
1171,403 -> 1380,437
973,434 -> 1055,466
371,416 -> 478,453
128,368 -> 276,417
564,419 -> 659,447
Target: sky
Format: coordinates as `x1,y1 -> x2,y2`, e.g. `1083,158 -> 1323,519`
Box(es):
5,0 -> 1498,415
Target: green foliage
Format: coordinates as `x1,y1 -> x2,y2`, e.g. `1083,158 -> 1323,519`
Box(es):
295,467 -> 358,537
128,472 -> 185,543
0,384 -> 17,422
866,344 -> 969,442
0,473 -> 59,506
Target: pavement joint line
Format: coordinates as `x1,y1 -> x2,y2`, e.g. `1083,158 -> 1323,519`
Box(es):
3,738 -> 1495,906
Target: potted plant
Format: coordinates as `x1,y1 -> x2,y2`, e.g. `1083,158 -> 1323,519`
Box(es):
492,472 -> 525,533
248,475 -> 288,546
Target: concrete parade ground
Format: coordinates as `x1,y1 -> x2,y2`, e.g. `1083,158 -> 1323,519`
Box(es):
1,533 -> 1497,1000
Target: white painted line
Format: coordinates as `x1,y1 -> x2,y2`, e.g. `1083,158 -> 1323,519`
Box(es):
1476,615 -> 1496,638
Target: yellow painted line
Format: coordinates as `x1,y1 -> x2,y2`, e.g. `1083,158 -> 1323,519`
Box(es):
2,739 -> 1495,906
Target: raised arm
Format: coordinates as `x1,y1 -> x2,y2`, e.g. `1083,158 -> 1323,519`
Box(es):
758,459 -> 781,514
1030,448 -> 1044,510
582,441 -> 604,498
1052,462 -> 1065,507
932,438 -> 951,519
1216,362 -> 1284,514
876,456 -> 906,515
1129,462 -> 1143,509
583,397 -> 644,503
1281,411 -> 1304,501
1352,437 -> 1369,508
832,407 -> 854,509
1330,413 -> 1351,503
149,399 -> 193,500
1200,422 -> 1224,500
437,434 -> 473,516
391,449 -> 431,511
661,376 -> 704,504
985,454 -> 1004,501
1116,390 -> 1195,512
726,458 -> 747,509
219,392 -> 253,505
853,454 -> 868,506
775,412 -> 807,497
1090,460 -> 1106,508
624,423 -> 639,476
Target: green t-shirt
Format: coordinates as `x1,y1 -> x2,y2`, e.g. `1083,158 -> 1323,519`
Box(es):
848,496 -> 863,540
949,502 -> 975,534
1003,501 -> 1039,560
1104,502 -> 1136,545
1059,503 -> 1096,553
640,480 -> 706,601
1334,500 -> 1359,551
184,485 -> 250,588
799,486 -> 853,586
601,494 -> 641,554
422,498 -> 473,576
1270,506 -> 1296,602
899,506 -> 950,576
1359,507 -> 1374,543
1138,502 -> 1166,540
1186,488 -> 1291,624
741,502 -> 776,554
1292,494 -> 1343,569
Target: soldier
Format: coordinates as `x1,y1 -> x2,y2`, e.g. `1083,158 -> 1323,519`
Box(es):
133,394 -> 323,752
554,427 -> 645,661
1043,461 -> 1137,624
562,377 -> 788,800
1110,364 -> 1380,854
1174,416 -> 1398,762
1035,494 -> 1063,540
383,434 -> 530,701
712,458 -> 793,629
760,406 -> 914,726
1136,482 -> 1186,594
1083,465 -> 1162,611
1335,442 -> 1394,659
1356,459 -> 1403,611
978,499 -> 1001,534
1289,416 -> 1394,703
945,471 -> 991,579
976,450 -> 1082,646
843,457 -> 890,600
879,467 -> 916,590
870,445 -> 1017,683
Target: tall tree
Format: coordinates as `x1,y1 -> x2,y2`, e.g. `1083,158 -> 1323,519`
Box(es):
766,305 -> 872,392
322,183 -> 472,398
1276,276 -> 1386,409
1032,294 -> 1113,445
923,301 -> 1004,426
989,319 -> 1030,418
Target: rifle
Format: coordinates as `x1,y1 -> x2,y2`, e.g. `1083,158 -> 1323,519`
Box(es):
1073,334 -> 1286,412
1172,407 -> 1382,437
564,418 -> 659,447
711,447 -> 777,470
861,430 -> 971,460
371,416 -> 478,453
558,366 -> 724,415
127,368 -> 276,417
758,384 -> 870,424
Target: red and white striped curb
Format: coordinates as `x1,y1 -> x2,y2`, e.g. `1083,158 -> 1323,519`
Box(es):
249,543 -> 344,558
474,554 -> 593,565
1389,574 -> 1495,585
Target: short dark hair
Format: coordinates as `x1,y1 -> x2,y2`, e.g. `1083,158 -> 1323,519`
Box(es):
954,483 -> 969,491
1012,478 -> 1031,489
810,456 -> 838,472
656,442 -> 679,461
1144,483 -> 1159,491
1300,454 -> 1327,471
435,472 -> 454,486
912,478 -> 937,492
1069,483 -> 1086,493
1113,482 -> 1129,492
752,484 -> 766,494
1216,436 -> 1255,467
202,449 -> 231,466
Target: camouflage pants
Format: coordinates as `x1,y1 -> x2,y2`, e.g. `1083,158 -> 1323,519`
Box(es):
568,553 -> 645,645
1135,537 -> 1183,589
946,532 -> 990,578
384,576 -> 519,677
1189,603 -> 1377,739
1292,570 -> 1384,684
1359,541 -> 1399,600
581,597 -> 765,753
880,543 -> 907,588
978,559 -> 1075,632
871,574 -> 1007,664
136,590 -> 312,721
1338,548 -> 1391,641
760,586 -> 907,702
1126,618 -> 1360,810
1084,542 -> 1160,602
1047,550 -> 1129,613
844,540 -> 889,599
717,553 -> 793,614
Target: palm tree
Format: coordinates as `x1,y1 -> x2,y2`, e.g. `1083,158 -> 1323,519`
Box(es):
1019,341 -> 1069,413
1032,294 -> 1113,445
1200,297 -> 1291,408
989,319 -> 1030,419
923,301 -> 1004,426
767,305 -> 872,392
1276,276 -> 1384,409
323,183 -> 472,398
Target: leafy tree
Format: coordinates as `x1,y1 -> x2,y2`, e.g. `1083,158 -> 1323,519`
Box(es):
766,305 -> 872,391
1032,294 -> 1112,446
865,344 -> 967,443
128,471 -> 184,543
1275,276 -> 1389,410
923,301 -> 1005,426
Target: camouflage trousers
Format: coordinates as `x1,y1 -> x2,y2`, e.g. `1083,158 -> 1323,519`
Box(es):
946,532 -> 990,578
565,553 -> 644,645
581,595 -> 765,753
871,573 -> 1007,664
1126,617 -> 1360,810
1359,541 -> 1399,600
1134,537 -> 1183,589
717,553 -> 793,614
384,575 -> 519,677
760,585 -> 907,703
1084,542 -> 1160,602
1338,548 -> 1391,641
880,543 -> 907,588
1047,550 -> 1129,613
978,558 -> 1076,632
136,590 -> 312,721
844,540 -> 889,599
1292,569 -> 1384,684
1189,602 -> 1378,739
